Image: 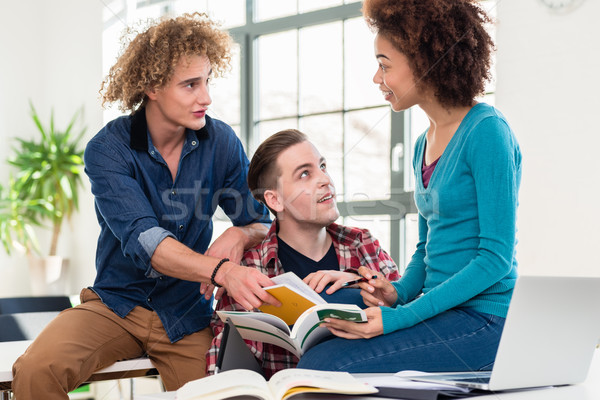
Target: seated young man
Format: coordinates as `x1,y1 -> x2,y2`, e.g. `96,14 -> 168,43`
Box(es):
206,129 -> 400,377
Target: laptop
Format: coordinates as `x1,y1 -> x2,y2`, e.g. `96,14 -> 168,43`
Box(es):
214,317 -> 265,376
405,275 -> 600,391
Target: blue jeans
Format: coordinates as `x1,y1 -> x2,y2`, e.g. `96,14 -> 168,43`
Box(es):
318,287 -> 366,308
296,308 -> 505,373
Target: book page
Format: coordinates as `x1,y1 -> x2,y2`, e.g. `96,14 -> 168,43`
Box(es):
310,303 -> 367,323
217,310 -> 290,333
267,368 -> 378,400
217,311 -> 302,357
290,304 -> 366,353
177,369 -> 272,400
270,272 -> 326,305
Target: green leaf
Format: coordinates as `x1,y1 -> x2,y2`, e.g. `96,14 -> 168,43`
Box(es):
0,102 -> 86,255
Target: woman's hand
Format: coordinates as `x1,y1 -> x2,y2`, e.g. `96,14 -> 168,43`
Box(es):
303,270 -> 363,294
357,266 -> 398,307
321,306 -> 384,339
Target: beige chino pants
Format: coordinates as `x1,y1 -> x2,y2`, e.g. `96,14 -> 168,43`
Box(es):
12,288 -> 213,400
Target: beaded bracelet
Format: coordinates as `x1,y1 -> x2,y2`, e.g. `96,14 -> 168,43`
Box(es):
210,258 -> 229,287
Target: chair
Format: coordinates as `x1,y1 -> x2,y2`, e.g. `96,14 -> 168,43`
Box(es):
0,312 -> 60,342
0,296 -> 72,314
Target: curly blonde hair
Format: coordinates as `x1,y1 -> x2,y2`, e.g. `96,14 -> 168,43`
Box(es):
100,12 -> 232,112
363,0 -> 494,108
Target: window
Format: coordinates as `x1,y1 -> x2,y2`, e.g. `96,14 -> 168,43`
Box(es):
228,3 -> 416,267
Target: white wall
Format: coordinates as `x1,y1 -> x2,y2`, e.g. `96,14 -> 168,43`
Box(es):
0,0 -> 103,295
496,1 -> 600,277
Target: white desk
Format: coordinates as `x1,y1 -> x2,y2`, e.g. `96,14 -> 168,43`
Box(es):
0,340 -> 157,398
136,349 -> 600,400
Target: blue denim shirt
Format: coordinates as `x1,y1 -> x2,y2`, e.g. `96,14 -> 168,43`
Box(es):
83,109 -> 271,342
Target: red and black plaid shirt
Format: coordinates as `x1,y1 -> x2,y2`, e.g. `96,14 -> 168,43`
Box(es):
205,221 -> 400,378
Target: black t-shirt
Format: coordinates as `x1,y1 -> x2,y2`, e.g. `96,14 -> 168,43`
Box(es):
276,236 -> 339,279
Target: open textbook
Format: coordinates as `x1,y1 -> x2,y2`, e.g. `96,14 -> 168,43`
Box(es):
177,368 -> 378,400
258,272 -> 328,325
216,272 -> 366,358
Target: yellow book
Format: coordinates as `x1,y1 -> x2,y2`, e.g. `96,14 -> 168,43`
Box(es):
258,272 -> 326,325
217,272 -> 367,357
217,304 -> 366,357
259,285 -> 318,325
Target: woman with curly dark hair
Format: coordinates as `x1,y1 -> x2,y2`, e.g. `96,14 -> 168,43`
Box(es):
12,13 -> 278,398
297,0 -> 522,373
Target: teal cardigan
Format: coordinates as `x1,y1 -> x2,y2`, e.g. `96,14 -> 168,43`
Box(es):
382,103 -> 522,334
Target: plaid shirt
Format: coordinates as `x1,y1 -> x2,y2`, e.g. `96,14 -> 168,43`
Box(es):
206,220 -> 400,378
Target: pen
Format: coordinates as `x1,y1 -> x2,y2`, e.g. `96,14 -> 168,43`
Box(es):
341,275 -> 377,287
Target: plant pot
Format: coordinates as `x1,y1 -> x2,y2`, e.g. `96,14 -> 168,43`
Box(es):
27,255 -> 69,295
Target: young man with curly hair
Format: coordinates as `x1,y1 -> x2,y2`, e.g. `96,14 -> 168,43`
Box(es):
205,129 -> 400,378
12,13 -> 278,398
295,0 -> 522,373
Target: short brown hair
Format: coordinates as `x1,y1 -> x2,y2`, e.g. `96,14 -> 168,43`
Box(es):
363,0 -> 494,108
100,12 -> 232,112
247,129 -> 308,212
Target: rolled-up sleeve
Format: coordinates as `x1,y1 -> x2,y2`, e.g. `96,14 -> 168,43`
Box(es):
139,226 -> 176,278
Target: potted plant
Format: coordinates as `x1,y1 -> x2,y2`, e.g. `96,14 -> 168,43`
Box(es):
0,102 -> 86,294
0,178 -> 51,255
